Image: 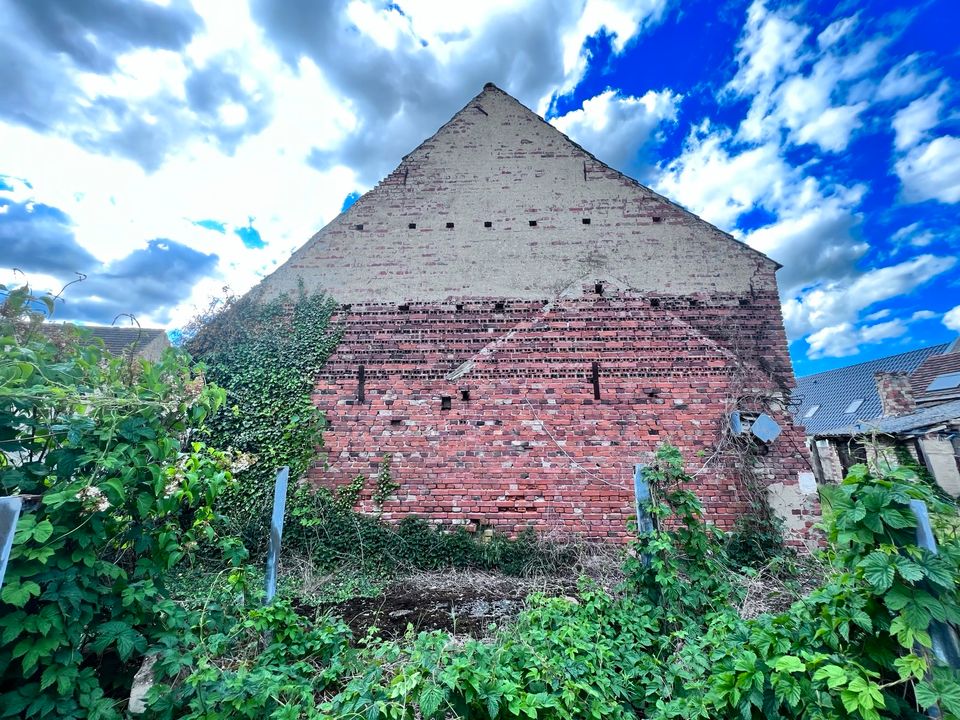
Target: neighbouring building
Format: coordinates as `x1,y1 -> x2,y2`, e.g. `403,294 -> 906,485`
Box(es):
794,339 -> 960,497
253,83 -> 820,542
42,324 -> 170,362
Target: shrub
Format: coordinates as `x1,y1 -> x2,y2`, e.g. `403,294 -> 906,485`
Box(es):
0,284 -> 237,719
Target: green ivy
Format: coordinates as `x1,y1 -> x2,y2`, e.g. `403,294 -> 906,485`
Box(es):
185,285 -> 342,549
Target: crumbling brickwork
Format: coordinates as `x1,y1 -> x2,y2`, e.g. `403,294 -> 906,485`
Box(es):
254,83 -> 819,542
309,288 -> 818,542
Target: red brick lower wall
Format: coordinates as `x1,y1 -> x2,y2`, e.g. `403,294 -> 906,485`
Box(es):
308,290 -> 819,542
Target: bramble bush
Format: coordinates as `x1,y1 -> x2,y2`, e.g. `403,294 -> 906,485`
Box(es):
0,283 -> 241,719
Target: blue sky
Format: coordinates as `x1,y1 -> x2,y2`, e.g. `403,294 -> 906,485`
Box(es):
0,0 -> 958,376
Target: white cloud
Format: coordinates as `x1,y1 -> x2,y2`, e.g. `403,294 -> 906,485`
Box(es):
944,305 -> 960,333
891,222 -> 935,248
877,53 -> 936,100
895,135 -> 960,204
910,309 -> 937,321
892,82 -> 947,150
728,2 -> 882,153
656,124 -> 791,228
783,254 -> 956,342
551,88 -> 680,172
806,319 -> 907,359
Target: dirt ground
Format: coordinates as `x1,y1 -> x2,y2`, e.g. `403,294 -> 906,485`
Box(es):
321,570 -> 582,638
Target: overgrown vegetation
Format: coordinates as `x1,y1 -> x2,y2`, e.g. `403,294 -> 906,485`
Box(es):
183,285 -> 341,548
137,446 -> 960,720
0,283 -> 240,718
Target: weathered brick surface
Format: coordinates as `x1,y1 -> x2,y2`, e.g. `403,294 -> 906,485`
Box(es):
308,287 -> 819,543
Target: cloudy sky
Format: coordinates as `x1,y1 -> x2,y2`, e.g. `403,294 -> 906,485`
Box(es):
1,0 -> 958,375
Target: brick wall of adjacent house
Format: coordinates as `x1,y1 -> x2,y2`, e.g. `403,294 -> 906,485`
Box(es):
308,288 -> 819,543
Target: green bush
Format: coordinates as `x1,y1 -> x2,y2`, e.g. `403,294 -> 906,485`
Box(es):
0,284 -> 238,719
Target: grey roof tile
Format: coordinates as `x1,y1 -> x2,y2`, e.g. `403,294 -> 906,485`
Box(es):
791,344 -> 949,435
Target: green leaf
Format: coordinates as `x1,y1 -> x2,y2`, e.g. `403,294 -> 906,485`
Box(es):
772,656 -> 806,674
813,664 -> 847,690
31,520 -> 54,543
1,580 -> 41,608
859,552 -> 895,592
418,683 -> 445,718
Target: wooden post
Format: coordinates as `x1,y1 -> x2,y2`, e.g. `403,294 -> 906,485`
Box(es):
264,467 -> 289,604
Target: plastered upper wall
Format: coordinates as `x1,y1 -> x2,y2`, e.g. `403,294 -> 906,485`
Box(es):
257,85 -> 779,303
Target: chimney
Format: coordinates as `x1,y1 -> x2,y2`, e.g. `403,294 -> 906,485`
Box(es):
874,371 -> 916,416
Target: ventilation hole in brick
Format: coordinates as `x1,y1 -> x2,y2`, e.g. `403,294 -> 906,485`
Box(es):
408,222 -> 417,229
649,429 -> 660,435
739,298 -> 750,306
690,299 -> 698,308
446,222 -> 455,229
341,303 -> 352,310
582,218 -> 591,225
460,389 -> 471,401
652,216 -> 662,223
455,303 -> 464,312
528,220 -> 537,227
390,418 -> 402,426
441,396 -> 452,411
594,282 -> 603,295
398,303 -> 410,312
484,221 -> 492,228
650,298 -> 660,308
494,301 -> 505,312
355,223 -> 364,230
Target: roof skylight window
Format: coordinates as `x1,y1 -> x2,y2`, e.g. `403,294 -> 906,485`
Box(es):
926,372 -> 960,392
844,398 -> 864,414
803,405 -> 820,419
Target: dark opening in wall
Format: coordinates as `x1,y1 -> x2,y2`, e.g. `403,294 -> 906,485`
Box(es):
356,364 -> 366,403
529,220 -> 537,227
355,223 -> 364,230
594,282 -> 603,295
591,361 -> 601,400
484,221 -> 492,228
739,298 -> 750,306
650,298 -> 660,308
582,218 -> 591,225
460,389 -> 471,401
455,303 -> 464,312
690,299 -> 699,308
408,222 -> 417,229
494,301 -> 505,312
441,396 -> 452,410
398,303 -> 410,312
390,418 -> 402,426
652,216 -> 662,224
446,222 -> 455,229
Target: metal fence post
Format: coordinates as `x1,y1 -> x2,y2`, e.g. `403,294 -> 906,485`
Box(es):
264,467 -> 289,604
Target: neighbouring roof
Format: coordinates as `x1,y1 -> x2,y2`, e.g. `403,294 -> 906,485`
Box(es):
792,344 -> 949,435
823,398 -> 960,437
42,324 -> 169,357
910,350 -> 960,405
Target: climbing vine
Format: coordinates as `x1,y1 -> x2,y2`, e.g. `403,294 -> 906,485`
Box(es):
184,284 -> 342,548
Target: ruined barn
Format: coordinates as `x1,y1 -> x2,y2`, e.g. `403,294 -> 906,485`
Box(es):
255,83 -> 819,542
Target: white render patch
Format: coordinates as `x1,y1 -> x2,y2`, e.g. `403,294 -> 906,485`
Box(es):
254,84 -> 778,304
797,472 -> 817,494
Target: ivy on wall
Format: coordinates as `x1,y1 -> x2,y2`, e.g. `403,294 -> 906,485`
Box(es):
185,284 -> 342,547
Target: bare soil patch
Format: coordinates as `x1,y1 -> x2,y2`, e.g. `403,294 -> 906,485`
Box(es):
320,570 -> 580,638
